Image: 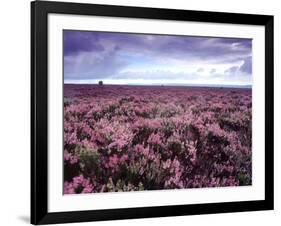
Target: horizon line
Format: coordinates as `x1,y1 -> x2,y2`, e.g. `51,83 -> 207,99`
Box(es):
64,83 -> 252,88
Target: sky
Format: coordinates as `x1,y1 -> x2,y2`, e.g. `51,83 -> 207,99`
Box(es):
64,30 -> 252,86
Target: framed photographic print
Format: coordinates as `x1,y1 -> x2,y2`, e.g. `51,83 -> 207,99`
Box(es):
31,0 -> 274,224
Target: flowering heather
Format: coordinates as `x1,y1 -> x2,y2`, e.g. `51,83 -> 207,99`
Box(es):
63,84 -> 252,194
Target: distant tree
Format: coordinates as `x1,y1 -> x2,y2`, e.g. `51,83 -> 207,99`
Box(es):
98,81 -> 103,86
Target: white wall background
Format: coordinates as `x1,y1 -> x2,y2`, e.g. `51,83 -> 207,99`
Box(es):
0,0 -> 279,225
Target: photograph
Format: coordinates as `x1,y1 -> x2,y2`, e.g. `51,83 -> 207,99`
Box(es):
30,1 -> 273,224
63,30 -> 252,194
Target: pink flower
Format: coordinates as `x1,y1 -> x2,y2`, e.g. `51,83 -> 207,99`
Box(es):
120,154 -> 128,163
64,175 -> 94,194
82,184 -> 94,193
147,133 -> 163,146
64,181 -> 75,194
64,151 -> 79,164
134,144 -> 149,156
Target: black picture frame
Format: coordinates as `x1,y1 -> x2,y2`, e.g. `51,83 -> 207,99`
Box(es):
31,0 -> 274,224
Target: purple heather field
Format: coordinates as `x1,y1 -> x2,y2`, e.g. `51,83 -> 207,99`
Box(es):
63,84 -> 252,194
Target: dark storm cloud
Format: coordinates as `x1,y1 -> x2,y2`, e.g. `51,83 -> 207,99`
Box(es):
64,30 -> 252,85
240,56 -> 252,74
64,31 -> 251,61
64,31 -> 105,56
224,56 -> 252,78
162,36 -> 249,62
64,48 -> 128,80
